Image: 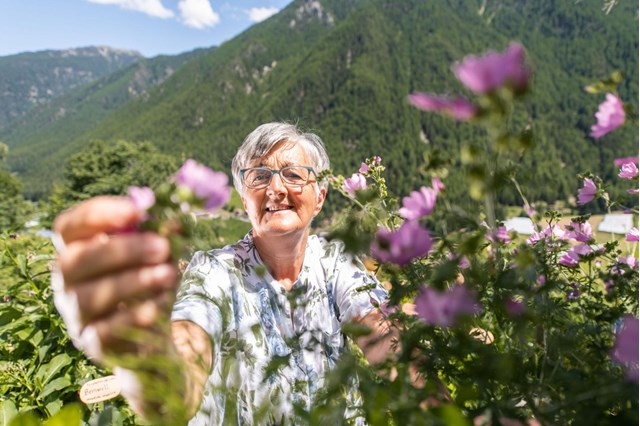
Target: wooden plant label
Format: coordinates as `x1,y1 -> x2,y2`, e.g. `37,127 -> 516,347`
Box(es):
79,375 -> 121,404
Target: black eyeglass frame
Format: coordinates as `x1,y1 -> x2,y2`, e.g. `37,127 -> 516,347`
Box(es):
239,166 -> 318,189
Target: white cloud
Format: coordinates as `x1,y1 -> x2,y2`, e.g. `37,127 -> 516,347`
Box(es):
178,0 -> 220,29
86,0 -> 174,19
247,7 -> 279,23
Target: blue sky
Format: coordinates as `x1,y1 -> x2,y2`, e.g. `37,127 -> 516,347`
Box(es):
0,0 -> 292,58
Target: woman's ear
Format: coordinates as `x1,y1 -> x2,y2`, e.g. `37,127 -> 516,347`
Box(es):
314,187 -> 327,216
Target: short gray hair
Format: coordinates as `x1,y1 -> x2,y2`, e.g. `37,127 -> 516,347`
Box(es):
231,122 -> 330,195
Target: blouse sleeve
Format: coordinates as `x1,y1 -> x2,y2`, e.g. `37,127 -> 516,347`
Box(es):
171,251 -> 228,352
326,241 -> 388,324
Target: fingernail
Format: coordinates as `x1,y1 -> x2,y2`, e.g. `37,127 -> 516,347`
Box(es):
153,264 -> 176,286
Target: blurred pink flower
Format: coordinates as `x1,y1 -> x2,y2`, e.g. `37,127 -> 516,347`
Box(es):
408,93 -> 478,121
374,156 -> 382,163
610,315 -> 639,383
559,244 -> 593,268
371,220 -> 432,265
564,221 -> 593,243
342,173 -> 367,197
487,225 -> 511,243
414,285 -> 482,327
452,43 -> 530,94
628,188 -> 639,195
626,227 -> 639,242
505,298 -> 525,317
619,162 -> 639,180
618,255 -> 639,270
175,159 -> 231,211
432,176 -> 445,193
590,93 -> 625,139
359,163 -> 369,173
128,186 -> 155,212
577,178 -> 597,205
398,186 -> 438,220
614,156 -> 639,167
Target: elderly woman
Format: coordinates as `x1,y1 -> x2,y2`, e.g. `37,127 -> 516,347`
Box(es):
53,122 -> 391,425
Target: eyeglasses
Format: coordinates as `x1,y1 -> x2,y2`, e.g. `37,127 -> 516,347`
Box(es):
240,166 -> 317,189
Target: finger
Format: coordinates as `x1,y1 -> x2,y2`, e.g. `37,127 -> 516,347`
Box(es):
59,232 -> 171,284
92,292 -> 174,357
54,196 -> 142,243
76,263 -> 179,325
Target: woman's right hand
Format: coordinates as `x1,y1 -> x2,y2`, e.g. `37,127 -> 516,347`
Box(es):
52,196 -> 180,364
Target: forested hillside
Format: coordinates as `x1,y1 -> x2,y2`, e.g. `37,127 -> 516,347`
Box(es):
0,47 -> 142,127
4,0 -> 637,209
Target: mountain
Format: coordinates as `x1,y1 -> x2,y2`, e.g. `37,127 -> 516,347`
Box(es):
4,0 -> 638,207
0,46 -> 143,128
0,48 -> 209,178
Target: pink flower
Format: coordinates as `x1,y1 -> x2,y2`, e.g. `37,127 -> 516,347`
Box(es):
577,178 -> 598,205
559,244 -> 593,268
563,221 -> 593,243
432,177 -> 445,194
614,156 -> 639,167
527,225 -> 566,246
371,220 -> 432,265
610,315 -> 639,383
626,227 -> 639,242
398,186 -> 438,220
128,186 -> 155,212
628,189 -> 639,195
618,255 -> 639,270
359,163 -> 369,173
505,298 -> 525,317
408,93 -> 478,121
374,156 -> 381,163
487,225 -> 511,243
414,285 -> 482,327
590,93 -> 625,139
619,162 -> 639,180
342,173 -> 367,197
175,159 -> 231,211
452,43 -> 530,94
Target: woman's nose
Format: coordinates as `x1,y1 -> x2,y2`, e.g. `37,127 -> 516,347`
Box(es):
266,172 -> 286,194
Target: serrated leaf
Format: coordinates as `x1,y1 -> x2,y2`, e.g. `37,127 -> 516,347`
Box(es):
0,400 -> 18,426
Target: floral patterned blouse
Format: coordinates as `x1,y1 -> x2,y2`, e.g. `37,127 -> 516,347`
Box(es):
171,232 -> 387,425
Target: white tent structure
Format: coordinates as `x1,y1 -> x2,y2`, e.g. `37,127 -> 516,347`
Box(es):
503,217 -> 536,235
597,214 -> 634,234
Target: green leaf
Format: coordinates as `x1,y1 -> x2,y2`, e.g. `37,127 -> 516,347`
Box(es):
0,400 -> 18,426
35,354 -> 72,387
432,404 -> 471,426
8,412 -> 40,426
89,406 -> 123,426
38,377 -> 72,400
42,404 -> 82,426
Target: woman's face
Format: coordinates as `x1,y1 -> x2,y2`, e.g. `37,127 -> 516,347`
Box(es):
241,141 -> 326,240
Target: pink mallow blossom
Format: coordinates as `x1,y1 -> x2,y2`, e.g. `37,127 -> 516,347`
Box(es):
371,220 -> 432,266
618,255 -> 639,270
175,159 -> 231,211
610,315 -> 639,383
614,156 -> 639,167
398,186 -> 438,220
128,186 -> 156,212
577,178 -> 598,205
626,227 -> 639,242
527,225 -> 566,246
487,225 -> 511,243
591,93 -> 625,139
563,221 -> 593,243
359,163 -> 369,173
432,176 -> 444,193
414,285 -> 482,327
619,162 -> 639,180
408,93 -> 478,121
342,173 -> 367,198
559,244 -> 594,268
452,43 -> 530,94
